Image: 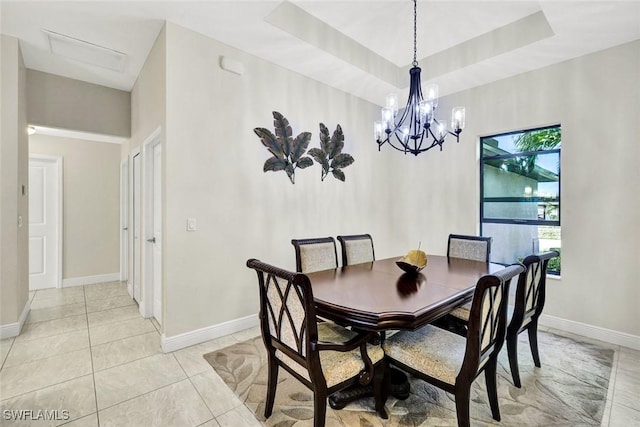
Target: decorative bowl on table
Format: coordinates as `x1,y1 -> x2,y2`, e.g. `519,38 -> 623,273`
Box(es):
396,249 -> 428,273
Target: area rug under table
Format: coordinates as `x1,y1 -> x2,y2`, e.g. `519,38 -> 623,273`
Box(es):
204,331 -> 613,426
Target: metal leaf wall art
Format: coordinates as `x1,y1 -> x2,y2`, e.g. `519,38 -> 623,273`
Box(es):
308,123 -> 354,182
254,112 -> 355,184
254,111 -> 313,184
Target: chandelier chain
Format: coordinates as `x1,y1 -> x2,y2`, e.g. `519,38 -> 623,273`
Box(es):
412,0 -> 418,67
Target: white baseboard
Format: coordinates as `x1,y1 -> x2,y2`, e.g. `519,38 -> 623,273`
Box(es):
161,314 -> 259,353
540,314 -> 640,351
0,298 -> 31,339
62,273 -> 120,287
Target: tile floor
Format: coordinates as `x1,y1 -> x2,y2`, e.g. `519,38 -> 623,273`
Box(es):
0,281 -> 638,426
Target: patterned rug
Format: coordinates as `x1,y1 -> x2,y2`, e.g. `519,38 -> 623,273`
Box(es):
204,331 -> 613,426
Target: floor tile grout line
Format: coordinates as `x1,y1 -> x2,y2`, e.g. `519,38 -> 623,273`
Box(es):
0,338 -> 16,371
84,285 -> 102,427
89,324 -> 159,349
603,346 -> 620,427
94,376 -> 189,413
85,302 -> 138,315
179,355 -> 218,424
25,307 -> 89,326
83,292 -> 133,303
12,318 -> 89,345
91,333 -> 162,373
0,373 -> 96,405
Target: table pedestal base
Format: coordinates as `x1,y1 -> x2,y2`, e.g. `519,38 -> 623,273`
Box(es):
328,368 -> 410,410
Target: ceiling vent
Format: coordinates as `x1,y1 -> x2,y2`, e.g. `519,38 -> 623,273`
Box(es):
43,29 -> 127,72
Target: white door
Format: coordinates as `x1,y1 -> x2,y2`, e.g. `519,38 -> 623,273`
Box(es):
29,156 -> 61,290
132,152 -> 142,302
151,144 -> 162,323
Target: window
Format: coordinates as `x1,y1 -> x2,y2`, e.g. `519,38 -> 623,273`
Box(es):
480,126 -> 561,274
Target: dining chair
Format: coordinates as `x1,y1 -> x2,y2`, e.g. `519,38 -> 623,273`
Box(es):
291,237 -> 339,273
445,234 -> 493,324
438,251 -> 560,388
447,233 -> 492,263
506,250 -> 559,387
382,264 -> 524,427
337,234 -> 375,266
246,259 -> 387,426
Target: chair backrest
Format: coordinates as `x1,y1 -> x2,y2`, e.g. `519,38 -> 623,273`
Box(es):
459,263 -> 524,382
291,237 -> 338,273
447,234 -> 492,263
247,259 -> 319,365
337,234 -> 375,266
512,250 -> 559,328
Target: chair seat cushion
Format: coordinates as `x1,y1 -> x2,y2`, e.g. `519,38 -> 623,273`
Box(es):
449,302 -> 471,321
276,322 -> 384,388
382,325 -> 466,385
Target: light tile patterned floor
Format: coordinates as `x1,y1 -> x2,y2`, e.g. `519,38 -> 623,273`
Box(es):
0,281 -> 638,426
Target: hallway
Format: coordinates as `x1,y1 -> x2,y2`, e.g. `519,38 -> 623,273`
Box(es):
0,282 -> 262,426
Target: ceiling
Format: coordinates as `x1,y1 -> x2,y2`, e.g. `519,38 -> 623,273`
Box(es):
2,1 -> 639,107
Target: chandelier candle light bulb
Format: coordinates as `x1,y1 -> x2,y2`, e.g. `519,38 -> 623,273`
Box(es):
375,0 -> 465,156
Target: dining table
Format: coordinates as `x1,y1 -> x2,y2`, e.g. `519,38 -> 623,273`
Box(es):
307,254 -> 506,332
305,254 -> 506,410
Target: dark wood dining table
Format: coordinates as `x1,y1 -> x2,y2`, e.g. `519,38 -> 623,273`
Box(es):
307,255 -> 505,332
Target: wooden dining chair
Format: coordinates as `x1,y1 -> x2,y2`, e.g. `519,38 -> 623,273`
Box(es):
447,233 -> 492,263
445,234 -> 493,324
437,251 -> 560,388
337,234 -> 375,266
506,250 -> 559,387
246,259 -> 387,427
382,264 -> 524,427
291,237 -> 338,273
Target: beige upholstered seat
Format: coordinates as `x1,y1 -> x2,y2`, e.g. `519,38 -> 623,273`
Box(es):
278,322 -> 384,387
382,264 -> 524,427
337,234 -> 375,266
247,259 -> 387,426
291,237 -> 338,273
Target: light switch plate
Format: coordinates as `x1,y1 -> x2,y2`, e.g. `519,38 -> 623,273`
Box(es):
187,218 -> 196,231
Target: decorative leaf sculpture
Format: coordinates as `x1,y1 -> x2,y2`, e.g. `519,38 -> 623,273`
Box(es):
308,123 -> 354,181
254,111 -> 313,184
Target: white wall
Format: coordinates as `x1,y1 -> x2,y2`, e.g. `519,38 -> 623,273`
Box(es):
442,40 -> 640,338
161,22 -> 458,338
30,134 -> 121,281
135,22 -> 640,346
0,35 -> 29,335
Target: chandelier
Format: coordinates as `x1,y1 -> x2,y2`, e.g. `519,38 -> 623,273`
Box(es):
374,0 -> 465,156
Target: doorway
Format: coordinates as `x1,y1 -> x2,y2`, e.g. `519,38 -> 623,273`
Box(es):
28,155 -> 62,290
143,128 -> 163,325
130,149 -> 142,303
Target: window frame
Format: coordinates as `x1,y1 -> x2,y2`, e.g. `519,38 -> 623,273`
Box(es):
480,125 -> 562,275
480,125 -> 561,229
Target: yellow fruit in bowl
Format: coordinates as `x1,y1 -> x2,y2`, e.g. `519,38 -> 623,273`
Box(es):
397,249 -> 428,273
404,250 -> 427,268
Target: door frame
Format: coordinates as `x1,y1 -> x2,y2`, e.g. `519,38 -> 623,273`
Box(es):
119,159 -> 129,283
28,154 -> 63,289
129,146 -> 141,300
141,127 -> 163,320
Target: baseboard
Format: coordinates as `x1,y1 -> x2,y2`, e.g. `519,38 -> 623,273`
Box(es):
161,314 -> 259,353
540,314 -> 640,351
62,273 -> 120,287
0,298 -> 31,339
